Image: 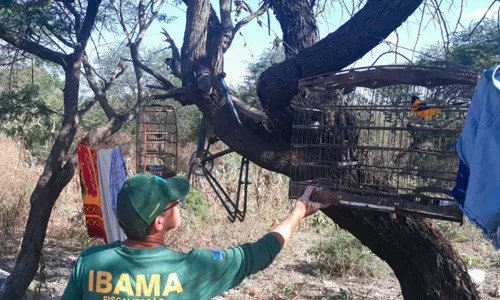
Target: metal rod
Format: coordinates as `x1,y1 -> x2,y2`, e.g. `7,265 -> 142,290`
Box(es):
292,124 -> 462,133
201,148 -> 234,162
291,143 -> 456,156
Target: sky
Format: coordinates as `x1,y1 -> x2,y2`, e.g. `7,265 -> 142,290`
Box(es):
96,0 -> 497,86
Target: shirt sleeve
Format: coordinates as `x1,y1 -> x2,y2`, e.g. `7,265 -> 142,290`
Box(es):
61,255 -> 84,300
188,233 -> 281,299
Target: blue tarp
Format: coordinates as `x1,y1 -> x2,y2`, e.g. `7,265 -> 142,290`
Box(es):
455,65 -> 500,249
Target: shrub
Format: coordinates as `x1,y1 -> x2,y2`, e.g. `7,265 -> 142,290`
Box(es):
183,187 -> 210,222
311,229 -> 383,278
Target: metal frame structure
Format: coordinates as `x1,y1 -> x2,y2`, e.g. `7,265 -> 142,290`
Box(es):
187,74 -> 250,223
289,65 -> 479,222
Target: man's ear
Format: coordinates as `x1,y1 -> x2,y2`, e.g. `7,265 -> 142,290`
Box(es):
151,215 -> 164,232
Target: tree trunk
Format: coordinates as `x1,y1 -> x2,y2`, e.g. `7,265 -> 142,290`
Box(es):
267,0 -> 319,58
322,207 -> 477,299
0,57 -> 82,300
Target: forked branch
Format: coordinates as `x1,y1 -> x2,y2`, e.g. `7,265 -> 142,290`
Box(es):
162,30 -> 182,78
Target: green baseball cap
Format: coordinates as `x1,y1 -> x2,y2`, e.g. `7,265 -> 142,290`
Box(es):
116,173 -> 190,234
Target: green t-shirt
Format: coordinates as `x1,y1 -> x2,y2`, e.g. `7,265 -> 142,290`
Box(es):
62,233 -> 281,300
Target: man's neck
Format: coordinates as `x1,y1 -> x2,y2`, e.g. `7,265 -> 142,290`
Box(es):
121,237 -> 166,249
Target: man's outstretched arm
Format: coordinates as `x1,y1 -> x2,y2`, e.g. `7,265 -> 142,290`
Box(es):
270,186 -> 327,249
191,186 -> 330,299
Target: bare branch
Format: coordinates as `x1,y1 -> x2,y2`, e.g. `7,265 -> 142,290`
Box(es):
145,0 -> 167,30
0,25 -> 67,66
162,30 -> 182,78
146,84 -> 169,90
110,0 -> 133,42
104,60 -> 127,91
41,22 -> 76,48
469,0 -> 496,37
81,54 -> 119,119
59,0 -> 82,36
153,87 -> 187,99
78,99 -> 97,116
412,4 -> 426,60
225,3 -> 268,52
39,26 -> 69,54
135,59 -> 175,89
430,0 -> 450,56
452,0 -> 465,34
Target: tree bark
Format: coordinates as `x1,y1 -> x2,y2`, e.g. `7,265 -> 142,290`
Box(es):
322,207 -> 477,299
267,0 -> 319,58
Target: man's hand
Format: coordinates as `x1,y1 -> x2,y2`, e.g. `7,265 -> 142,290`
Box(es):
293,186 -> 331,218
270,186 -> 332,249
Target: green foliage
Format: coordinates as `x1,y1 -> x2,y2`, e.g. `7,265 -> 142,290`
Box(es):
161,100 -> 202,142
449,19 -> 500,69
311,230 -> 383,278
0,66 -> 64,158
419,18 -> 500,70
232,47 -> 285,109
311,212 -> 335,231
280,283 -> 296,295
183,187 -> 210,221
330,289 -> 350,300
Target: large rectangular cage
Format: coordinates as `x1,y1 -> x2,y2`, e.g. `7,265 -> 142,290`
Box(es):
136,104 -> 178,179
289,66 -> 478,222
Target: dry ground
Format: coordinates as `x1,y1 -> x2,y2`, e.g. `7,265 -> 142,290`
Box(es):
1,135 -> 500,299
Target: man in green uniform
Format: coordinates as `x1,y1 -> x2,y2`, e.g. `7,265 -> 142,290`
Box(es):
62,172 -> 329,300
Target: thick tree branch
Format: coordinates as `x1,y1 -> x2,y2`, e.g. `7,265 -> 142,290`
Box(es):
220,0 -> 233,49
258,0 -> 424,135
181,0 -> 211,78
0,24 -> 67,66
76,0 -> 101,45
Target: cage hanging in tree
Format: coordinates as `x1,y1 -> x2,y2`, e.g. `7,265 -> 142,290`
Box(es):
136,104 -> 178,179
289,65 -> 478,222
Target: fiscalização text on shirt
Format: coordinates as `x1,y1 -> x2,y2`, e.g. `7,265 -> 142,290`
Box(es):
88,270 -> 183,299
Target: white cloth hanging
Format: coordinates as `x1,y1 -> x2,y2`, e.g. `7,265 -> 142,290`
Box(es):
98,148 -> 127,243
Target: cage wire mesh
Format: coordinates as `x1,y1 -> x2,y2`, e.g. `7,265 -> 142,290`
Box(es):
289,66 -> 478,222
136,104 -> 178,179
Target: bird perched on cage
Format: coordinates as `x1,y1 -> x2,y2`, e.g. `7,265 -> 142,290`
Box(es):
410,93 -> 468,121
410,94 -> 444,121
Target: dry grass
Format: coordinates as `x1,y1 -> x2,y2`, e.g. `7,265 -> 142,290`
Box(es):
2,134 -> 500,299
0,136 -> 42,249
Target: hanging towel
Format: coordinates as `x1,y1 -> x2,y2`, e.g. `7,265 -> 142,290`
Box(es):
98,148 -> 127,243
456,65 -> 500,249
77,144 -> 107,243
110,147 -> 128,216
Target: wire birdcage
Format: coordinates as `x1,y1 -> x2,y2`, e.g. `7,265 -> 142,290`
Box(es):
289,65 -> 479,222
136,104 -> 178,179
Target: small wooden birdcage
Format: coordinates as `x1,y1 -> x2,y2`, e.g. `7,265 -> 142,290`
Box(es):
136,104 -> 178,179
289,65 -> 479,222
